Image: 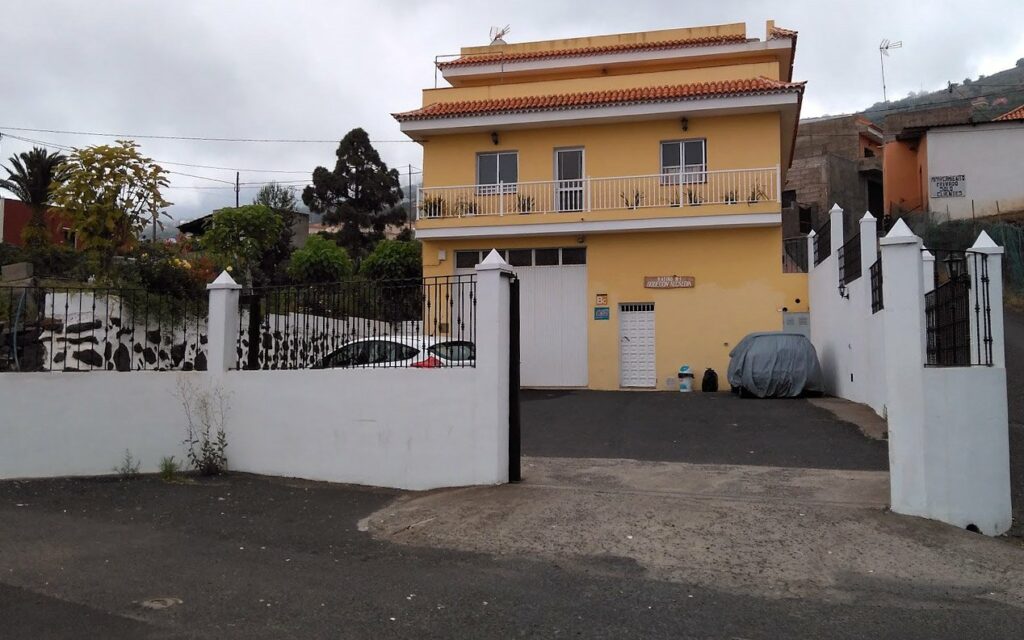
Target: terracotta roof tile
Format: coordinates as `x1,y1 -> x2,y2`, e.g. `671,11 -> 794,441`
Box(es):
768,26 -> 799,40
437,33 -> 751,69
995,105 -> 1024,121
393,77 -> 805,122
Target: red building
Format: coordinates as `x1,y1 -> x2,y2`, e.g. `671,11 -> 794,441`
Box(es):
0,198 -> 73,247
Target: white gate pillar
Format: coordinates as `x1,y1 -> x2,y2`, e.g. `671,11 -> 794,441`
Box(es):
967,231 -> 1005,368
879,220 -> 928,517
206,271 -> 242,374
474,250 -> 513,484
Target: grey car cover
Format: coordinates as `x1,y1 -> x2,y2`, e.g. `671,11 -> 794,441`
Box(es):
727,332 -> 823,398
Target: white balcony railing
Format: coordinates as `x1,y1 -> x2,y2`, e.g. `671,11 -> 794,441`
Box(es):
417,166 -> 780,219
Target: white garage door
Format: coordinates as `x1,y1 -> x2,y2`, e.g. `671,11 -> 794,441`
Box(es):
456,247 -> 588,387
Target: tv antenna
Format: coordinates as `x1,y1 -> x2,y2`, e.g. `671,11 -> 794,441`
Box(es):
879,39 -> 903,102
489,25 -> 510,45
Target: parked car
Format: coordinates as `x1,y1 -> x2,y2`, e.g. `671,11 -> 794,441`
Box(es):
311,336 -> 475,369
727,332 -> 823,398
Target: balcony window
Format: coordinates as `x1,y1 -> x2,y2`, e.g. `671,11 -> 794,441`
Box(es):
477,151 -> 518,195
660,139 -> 706,184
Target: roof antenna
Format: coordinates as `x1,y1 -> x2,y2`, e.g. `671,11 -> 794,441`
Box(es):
489,25 -> 510,46
878,39 -> 903,102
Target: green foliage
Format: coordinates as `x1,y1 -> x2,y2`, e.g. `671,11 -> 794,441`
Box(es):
177,377 -> 229,476
302,128 -> 405,258
117,244 -> 216,299
0,147 -> 68,250
114,449 -> 141,480
14,243 -> 95,280
159,456 -> 180,481
50,141 -> 170,261
359,240 -> 422,281
200,205 -> 285,286
253,182 -> 298,211
287,235 -> 353,283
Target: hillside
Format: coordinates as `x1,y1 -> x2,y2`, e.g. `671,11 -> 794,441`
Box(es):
859,60 -> 1024,123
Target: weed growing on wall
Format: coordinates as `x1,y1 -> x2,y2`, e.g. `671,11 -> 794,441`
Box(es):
159,456 -> 181,481
176,376 -> 229,476
114,449 -> 141,479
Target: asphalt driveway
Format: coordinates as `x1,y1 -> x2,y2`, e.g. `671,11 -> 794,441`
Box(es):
522,389 -> 889,471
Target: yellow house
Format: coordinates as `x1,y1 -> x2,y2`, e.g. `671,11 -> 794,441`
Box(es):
393,21 -> 807,390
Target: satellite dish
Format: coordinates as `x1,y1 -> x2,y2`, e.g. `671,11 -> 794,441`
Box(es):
489,25 -> 510,45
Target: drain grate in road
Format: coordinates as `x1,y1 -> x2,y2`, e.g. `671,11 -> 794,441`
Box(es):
139,597 -> 182,610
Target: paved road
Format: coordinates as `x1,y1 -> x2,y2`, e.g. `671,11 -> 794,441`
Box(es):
1004,310 -> 1024,532
2,474 -> 1023,639
522,389 -> 888,471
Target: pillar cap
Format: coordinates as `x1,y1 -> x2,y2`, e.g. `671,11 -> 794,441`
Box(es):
476,249 -> 513,273
207,270 -> 242,290
879,218 -> 921,246
861,211 -> 876,221
969,230 -> 1005,255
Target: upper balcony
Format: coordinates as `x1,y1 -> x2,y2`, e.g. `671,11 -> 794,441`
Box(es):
415,166 -> 781,239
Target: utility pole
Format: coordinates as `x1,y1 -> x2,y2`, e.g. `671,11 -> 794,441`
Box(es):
407,164 -> 413,217
235,171 -> 240,207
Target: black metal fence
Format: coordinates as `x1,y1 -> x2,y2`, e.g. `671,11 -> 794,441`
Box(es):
782,237 -> 808,273
838,233 -> 862,285
870,256 -> 883,313
925,273 -> 972,366
970,252 -> 993,367
813,219 -> 831,266
1,284 -> 208,372
236,274 -> 477,370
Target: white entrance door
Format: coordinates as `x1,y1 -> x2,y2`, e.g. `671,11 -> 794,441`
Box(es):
619,303 -> 656,388
516,264 -> 588,387
555,148 -> 585,212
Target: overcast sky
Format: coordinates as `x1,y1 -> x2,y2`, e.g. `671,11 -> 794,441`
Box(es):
2,0 -> 1022,221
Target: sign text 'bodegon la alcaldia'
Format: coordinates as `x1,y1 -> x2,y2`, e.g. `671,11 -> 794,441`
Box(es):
644,275 -> 695,289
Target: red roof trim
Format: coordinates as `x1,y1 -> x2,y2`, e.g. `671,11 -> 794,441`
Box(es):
393,77 -> 804,122
437,33 -> 751,69
994,105 -> 1024,122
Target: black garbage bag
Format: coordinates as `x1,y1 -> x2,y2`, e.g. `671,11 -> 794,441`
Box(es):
701,368 -> 719,392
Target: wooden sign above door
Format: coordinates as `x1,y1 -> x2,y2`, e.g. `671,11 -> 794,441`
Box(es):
643,275 -> 695,289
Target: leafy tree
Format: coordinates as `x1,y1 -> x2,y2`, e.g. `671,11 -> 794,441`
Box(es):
359,240 -> 422,281
0,147 -> 68,248
287,235 -> 353,284
201,205 -> 284,286
253,182 -> 298,211
302,128 -> 405,258
50,140 -> 170,263
253,182 -> 301,284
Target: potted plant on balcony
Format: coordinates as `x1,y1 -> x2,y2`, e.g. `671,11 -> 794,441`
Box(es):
516,195 -> 535,214
620,189 -> 644,210
420,196 -> 448,218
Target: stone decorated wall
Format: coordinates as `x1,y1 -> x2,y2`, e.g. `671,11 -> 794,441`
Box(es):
37,292 -> 207,372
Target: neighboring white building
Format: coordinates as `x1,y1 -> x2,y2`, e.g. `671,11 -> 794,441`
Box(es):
884,105 -> 1024,220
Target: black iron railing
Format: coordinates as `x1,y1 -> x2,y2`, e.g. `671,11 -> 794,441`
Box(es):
970,252 -> 993,367
1,284 -> 208,372
236,275 -> 477,370
813,219 -> 831,266
783,237 -> 808,273
838,233 -> 862,284
925,274 -> 971,366
870,256 -> 883,313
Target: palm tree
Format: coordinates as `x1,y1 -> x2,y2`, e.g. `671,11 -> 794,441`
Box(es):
0,147 -> 68,247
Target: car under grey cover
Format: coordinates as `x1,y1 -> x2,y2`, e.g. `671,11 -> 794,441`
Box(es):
727,332 -> 823,398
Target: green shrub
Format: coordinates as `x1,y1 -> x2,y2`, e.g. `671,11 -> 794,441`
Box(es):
114,449 -> 141,480
159,455 -> 180,481
359,240 -> 422,282
287,235 -> 354,284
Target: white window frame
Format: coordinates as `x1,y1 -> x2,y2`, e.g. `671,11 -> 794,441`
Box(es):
476,151 -> 519,195
660,139 -> 707,185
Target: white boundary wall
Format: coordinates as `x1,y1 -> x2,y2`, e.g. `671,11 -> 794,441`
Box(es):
0,256 -> 513,491
809,206 -> 1011,534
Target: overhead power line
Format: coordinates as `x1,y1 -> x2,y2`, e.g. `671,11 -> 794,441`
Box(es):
0,125 -> 413,144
